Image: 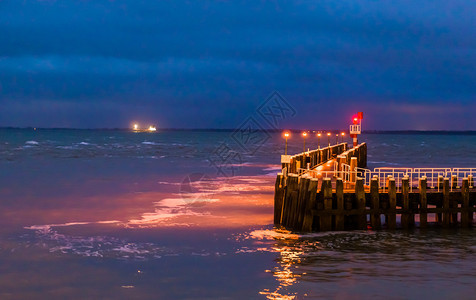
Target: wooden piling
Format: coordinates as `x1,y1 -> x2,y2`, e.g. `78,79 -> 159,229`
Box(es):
319,178 -> 333,231
419,177 -> 428,228
274,173 -> 284,224
295,177 -> 310,229
387,178 -> 397,229
370,178 -> 381,230
437,175 -> 443,191
461,178 -> 470,227
355,178 -> 366,230
350,157 -> 358,182
302,178 -> 318,231
451,175 -> 458,189
402,177 -> 410,229
443,178 -> 450,227
335,178 -> 345,231
283,174 -> 298,227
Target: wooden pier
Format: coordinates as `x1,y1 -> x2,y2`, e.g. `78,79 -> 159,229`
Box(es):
274,143 -> 476,231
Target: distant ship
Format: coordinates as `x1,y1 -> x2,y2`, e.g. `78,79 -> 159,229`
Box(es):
132,124 -> 157,132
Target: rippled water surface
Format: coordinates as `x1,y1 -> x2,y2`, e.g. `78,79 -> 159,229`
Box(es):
0,129 -> 475,299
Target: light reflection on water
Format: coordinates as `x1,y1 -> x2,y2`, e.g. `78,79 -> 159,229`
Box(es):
243,228 -> 476,299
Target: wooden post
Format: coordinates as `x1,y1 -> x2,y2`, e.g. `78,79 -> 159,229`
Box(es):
451,175 -> 458,190
387,178 -> 397,230
437,175 -> 443,191
443,178 -> 450,227
468,175 -> 474,188
295,177 -> 310,229
419,177 -> 428,228
296,160 -> 301,174
355,178 -> 366,230
350,157 -> 358,183
288,176 -> 300,228
274,174 -> 284,225
402,177 -> 410,229
319,178 -> 333,231
283,174 -> 298,227
335,178 -> 345,231
370,178 -> 381,230
461,178 -> 470,228
302,178 -> 318,232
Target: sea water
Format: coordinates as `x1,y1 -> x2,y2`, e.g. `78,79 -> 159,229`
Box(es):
0,129 -> 475,299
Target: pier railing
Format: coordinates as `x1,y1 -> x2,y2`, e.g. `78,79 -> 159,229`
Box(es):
359,167 -> 476,192
298,163 -> 475,192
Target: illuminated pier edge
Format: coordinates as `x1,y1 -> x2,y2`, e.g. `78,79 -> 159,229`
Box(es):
275,141 -> 476,232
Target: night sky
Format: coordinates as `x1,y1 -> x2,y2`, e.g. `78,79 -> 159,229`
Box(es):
0,1 -> 474,130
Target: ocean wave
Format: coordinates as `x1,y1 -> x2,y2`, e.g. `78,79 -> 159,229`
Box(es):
23,220 -> 225,260
25,140 -> 39,145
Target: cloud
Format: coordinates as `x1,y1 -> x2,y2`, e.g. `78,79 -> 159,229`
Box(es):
0,0 -> 474,129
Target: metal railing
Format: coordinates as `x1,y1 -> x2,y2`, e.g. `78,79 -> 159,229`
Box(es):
359,167 -> 475,192
294,165 -> 475,192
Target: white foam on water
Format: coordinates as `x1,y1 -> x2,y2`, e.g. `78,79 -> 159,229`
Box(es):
23,220 -> 174,259
25,141 -> 39,145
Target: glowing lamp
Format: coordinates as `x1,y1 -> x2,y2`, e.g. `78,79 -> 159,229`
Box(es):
283,131 -> 291,155
148,126 -> 157,132
133,124 -> 139,130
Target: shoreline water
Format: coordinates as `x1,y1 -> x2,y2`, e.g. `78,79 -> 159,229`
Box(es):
0,129 -> 475,299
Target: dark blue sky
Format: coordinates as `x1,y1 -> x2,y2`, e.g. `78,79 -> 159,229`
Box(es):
0,0 -> 474,130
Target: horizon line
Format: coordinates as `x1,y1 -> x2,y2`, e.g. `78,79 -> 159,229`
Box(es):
1,127 -> 476,134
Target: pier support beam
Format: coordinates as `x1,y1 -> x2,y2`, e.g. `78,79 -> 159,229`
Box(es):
335,178 -> 345,231
461,178 -> 470,228
419,177 -> 428,228
302,178 -> 318,232
350,157 -> 358,183
402,177 -> 410,229
370,178 -> 381,230
355,178 -> 366,230
319,178 -> 333,231
443,178 -> 450,227
387,178 -> 397,230
451,175 -> 458,190
274,174 -> 284,225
